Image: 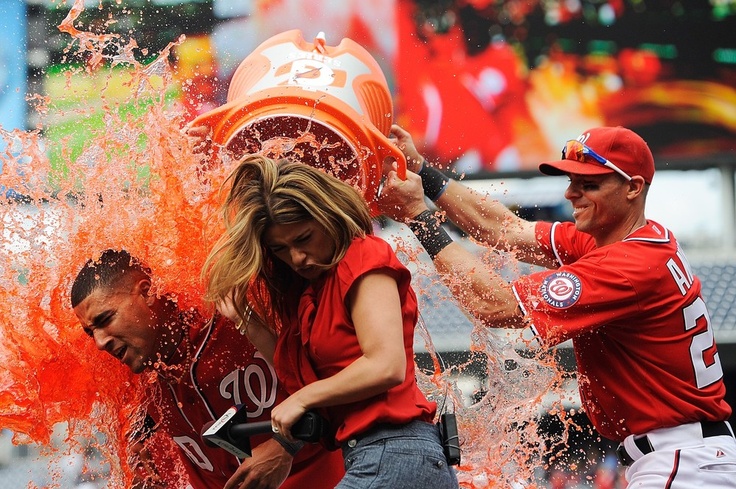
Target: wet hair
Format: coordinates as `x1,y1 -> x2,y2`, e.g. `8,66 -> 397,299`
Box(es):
71,249 -> 150,308
203,154 -> 373,325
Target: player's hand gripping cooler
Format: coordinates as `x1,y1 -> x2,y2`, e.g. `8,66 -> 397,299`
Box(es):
191,29 -> 406,216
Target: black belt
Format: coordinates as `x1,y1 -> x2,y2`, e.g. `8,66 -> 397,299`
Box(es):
616,421 -> 733,466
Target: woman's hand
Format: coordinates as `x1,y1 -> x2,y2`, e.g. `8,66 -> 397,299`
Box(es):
270,394 -> 308,441
215,293 -> 240,323
216,292 -> 277,363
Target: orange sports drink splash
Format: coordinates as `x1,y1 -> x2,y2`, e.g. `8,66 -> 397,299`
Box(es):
0,6 -> 570,485
191,29 -> 406,216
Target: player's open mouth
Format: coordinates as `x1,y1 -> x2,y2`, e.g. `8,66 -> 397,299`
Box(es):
114,346 -> 127,361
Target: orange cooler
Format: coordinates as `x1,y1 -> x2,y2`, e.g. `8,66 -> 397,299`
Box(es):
192,29 -> 406,215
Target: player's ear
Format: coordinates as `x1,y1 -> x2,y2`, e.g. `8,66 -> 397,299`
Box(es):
627,175 -> 647,200
133,278 -> 155,307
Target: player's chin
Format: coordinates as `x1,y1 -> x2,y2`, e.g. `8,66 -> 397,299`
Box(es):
128,363 -> 146,374
127,356 -> 149,374
571,214 -> 591,232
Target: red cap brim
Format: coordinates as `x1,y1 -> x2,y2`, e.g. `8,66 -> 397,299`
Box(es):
538,159 -> 615,177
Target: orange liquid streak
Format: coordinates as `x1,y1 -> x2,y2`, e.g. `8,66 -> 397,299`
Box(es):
1,7 -> 223,485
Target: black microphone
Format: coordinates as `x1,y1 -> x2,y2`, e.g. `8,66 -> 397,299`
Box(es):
201,404 -> 328,458
201,404 -> 254,458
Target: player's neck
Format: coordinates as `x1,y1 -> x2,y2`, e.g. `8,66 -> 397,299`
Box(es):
594,214 -> 647,247
155,302 -> 199,382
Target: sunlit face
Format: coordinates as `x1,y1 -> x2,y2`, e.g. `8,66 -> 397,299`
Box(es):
264,220 -> 336,280
564,172 -> 631,240
74,280 -> 164,374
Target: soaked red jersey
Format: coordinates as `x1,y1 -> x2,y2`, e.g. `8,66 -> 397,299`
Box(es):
512,220 -> 732,441
146,313 -> 344,489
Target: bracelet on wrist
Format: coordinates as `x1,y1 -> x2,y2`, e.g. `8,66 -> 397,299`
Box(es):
273,433 -> 305,456
235,305 -> 253,336
418,164 -> 449,201
408,210 -> 454,259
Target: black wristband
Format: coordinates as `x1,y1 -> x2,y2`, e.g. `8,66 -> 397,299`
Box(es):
273,433 -> 305,457
408,210 -> 454,259
418,163 -> 450,201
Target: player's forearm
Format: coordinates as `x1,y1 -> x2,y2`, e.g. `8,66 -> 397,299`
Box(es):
433,179 -> 552,266
433,242 -> 526,329
434,180 -> 523,250
407,210 -> 524,328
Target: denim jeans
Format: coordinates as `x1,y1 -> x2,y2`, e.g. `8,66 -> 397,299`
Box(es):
337,420 -> 459,488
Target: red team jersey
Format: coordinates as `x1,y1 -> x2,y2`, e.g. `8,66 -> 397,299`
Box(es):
273,235 -> 436,445
512,220 -> 732,441
145,313 -> 344,488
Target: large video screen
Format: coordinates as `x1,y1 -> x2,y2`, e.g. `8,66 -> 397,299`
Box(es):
395,0 -> 736,176
37,0 -> 736,178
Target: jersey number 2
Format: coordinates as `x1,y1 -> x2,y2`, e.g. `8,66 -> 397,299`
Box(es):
684,296 -> 723,389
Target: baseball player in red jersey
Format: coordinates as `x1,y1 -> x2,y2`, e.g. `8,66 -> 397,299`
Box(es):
379,124 -> 736,487
71,249 -> 344,489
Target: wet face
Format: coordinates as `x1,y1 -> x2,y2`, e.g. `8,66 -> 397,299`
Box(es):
74,279 -> 163,374
264,220 -> 336,280
564,172 -> 632,242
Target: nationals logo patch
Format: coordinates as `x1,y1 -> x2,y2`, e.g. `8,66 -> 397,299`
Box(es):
540,272 -> 582,309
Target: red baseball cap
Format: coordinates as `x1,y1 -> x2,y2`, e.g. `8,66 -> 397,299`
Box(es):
539,126 -> 655,184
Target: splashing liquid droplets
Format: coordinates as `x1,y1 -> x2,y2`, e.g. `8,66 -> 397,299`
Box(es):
0,10 -> 576,488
